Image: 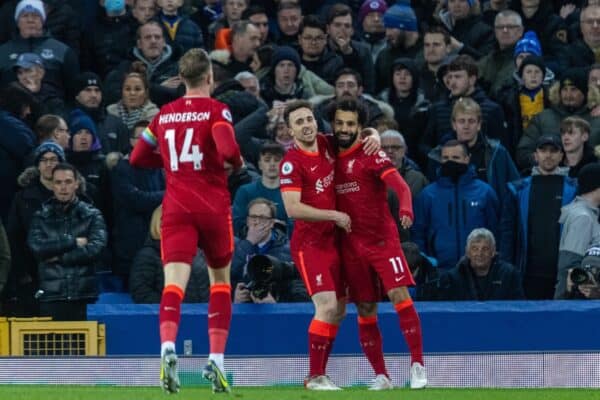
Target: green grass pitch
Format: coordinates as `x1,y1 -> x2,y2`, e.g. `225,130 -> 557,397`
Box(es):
2,386 -> 599,400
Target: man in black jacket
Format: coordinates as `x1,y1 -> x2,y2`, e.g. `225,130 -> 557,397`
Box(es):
442,228 -> 524,301
298,14 -> 343,85
27,163 -> 107,321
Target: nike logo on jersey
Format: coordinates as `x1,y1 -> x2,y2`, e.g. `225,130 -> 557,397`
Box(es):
208,312 -> 221,318
395,276 -> 405,282
310,165 -> 318,172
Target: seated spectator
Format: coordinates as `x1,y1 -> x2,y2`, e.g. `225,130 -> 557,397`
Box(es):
4,141 -> 65,317
208,0 -> 248,50
27,163 -> 107,321
241,5 -> 272,46
131,0 -> 158,26
412,140 -> 499,270
190,0 -> 223,43
231,198 -> 307,303
555,163 -> 600,298
561,117 -> 599,178
357,0 -> 387,63
298,14 -> 343,85
110,120 -> 164,289
12,53 -> 64,115
81,0 -> 136,78
562,245 -> 600,300
441,228 -> 525,300
566,4 -> 600,70
402,241 -> 443,301
0,0 -> 79,99
274,0 -> 302,47
500,135 -> 577,299
234,71 -> 261,99
70,72 -> 131,155
130,206 -> 209,303
155,0 -> 204,52
481,0 -> 510,26
34,114 -> 70,150
0,83 -> 38,222
232,143 -> 289,236
107,63 -> 159,131
419,26 -> 452,103
218,20 -> 262,76
260,46 -> 306,107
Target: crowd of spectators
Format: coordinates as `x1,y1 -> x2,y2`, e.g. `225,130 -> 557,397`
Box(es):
0,0 -> 599,319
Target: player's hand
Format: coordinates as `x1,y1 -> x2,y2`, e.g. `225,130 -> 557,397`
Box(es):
400,215 -> 413,230
234,283 -> 251,303
251,291 -> 276,304
361,129 -> 381,155
332,211 -> 351,232
76,237 -> 88,247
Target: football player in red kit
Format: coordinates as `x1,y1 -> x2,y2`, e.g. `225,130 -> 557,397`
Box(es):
330,98 -> 427,390
130,48 -> 242,394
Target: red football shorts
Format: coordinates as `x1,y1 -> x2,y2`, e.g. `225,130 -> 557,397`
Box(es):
341,238 -> 415,303
291,242 -> 343,298
161,211 -> 234,268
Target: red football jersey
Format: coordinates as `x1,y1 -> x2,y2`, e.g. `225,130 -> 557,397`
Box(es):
141,96 -> 236,215
335,143 -> 399,242
280,134 -> 337,247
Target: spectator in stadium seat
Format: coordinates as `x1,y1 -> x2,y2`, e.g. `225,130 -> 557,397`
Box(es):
297,15 -> 344,85
561,245 -> 600,300
437,0 -> 495,60
402,241 -> 444,301
33,114 -> 70,149
110,120 -> 164,289
555,163 -> 600,298
357,0 -> 387,63
4,141 -> 64,317
560,116 -> 599,178
481,0 -> 510,27
131,0 -> 157,26
70,72 -> 131,155
418,26 -> 452,103
190,0 -> 223,45
107,63 -> 159,131
441,228 -> 525,301
0,0 -> 80,99
274,1 -> 303,48
412,140 -> 499,270
80,0 -> 136,79
232,143 -> 290,237
104,21 -> 182,107
28,163 -> 107,321
129,206 -> 210,303
326,3 -> 375,94
154,0 -> 204,53
214,20 -> 262,77
499,135 -> 577,299
375,0 -> 423,93
259,45 -> 307,107
477,10 -> 524,97
566,4 -> 600,71
208,0 -> 248,50
242,5 -> 272,46
231,198 -> 307,303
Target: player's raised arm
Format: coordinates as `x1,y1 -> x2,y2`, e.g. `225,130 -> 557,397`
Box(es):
212,120 -> 243,170
130,126 -> 163,169
281,190 -> 351,232
381,168 -> 414,228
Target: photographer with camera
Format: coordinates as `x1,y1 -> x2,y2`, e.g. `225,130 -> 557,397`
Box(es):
563,246 -> 600,300
555,163 -> 600,298
231,198 -> 307,303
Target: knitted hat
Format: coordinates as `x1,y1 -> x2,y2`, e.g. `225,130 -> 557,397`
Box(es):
514,31 -> 542,58
271,46 -> 301,72
560,68 -> 588,96
383,0 -> 417,32
15,0 -> 45,22
577,162 -> 600,195
34,140 -> 65,165
72,71 -> 103,96
69,109 -> 101,151
518,55 -> 545,78
358,0 -> 388,24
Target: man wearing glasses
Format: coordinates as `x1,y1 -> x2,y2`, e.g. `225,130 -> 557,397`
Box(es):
298,15 -> 343,85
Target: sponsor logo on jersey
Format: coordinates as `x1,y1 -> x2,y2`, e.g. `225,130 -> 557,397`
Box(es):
335,181 -> 360,194
158,112 -> 211,124
315,170 -> 334,193
222,108 -> 233,122
281,161 -> 293,175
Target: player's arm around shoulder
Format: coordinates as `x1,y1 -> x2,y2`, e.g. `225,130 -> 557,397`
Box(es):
280,190 -> 351,232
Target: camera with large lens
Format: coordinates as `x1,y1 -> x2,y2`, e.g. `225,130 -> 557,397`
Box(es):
245,254 -> 297,300
570,266 -> 600,285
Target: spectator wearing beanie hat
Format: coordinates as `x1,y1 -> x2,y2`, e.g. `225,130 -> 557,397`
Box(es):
516,67 -> 600,171
437,0 -> 495,60
260,46 -> 305,107
358,0 -> 388,63
555,162 -> 600,298
375,0 -> 422,93
0,0 -> 79,99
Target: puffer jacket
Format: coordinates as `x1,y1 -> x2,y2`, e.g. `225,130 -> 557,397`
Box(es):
27,198 -> 107,303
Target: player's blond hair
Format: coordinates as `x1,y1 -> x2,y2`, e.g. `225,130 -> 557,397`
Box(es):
179,48 -> 212,88
451,97 -> 481,121
150,205 -> 162,240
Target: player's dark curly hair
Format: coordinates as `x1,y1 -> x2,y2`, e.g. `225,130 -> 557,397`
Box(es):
327,97 -> 368,127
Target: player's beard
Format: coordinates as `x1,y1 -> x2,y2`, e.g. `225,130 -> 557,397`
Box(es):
335,130 -> 359,150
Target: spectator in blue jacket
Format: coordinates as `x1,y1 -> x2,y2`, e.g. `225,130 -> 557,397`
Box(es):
441,228 -> 525,301
154,0 -> 204,52
412,139 -> 500,269
110,120 -> 164,288
499,135 -> 578,299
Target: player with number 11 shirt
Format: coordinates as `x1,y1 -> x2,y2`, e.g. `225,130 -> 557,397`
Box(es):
130,48 -> 241,395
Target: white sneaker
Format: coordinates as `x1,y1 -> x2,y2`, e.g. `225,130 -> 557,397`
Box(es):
368,374 -> 393,390
410,362 -> 427,389
304,375 -> 342,391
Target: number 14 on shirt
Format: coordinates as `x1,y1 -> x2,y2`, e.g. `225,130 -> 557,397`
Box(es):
165,128 -> 204,171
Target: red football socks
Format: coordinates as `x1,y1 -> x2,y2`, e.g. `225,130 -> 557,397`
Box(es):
307,319 -> 338,377
358,315 -> 388,376
159,284 -> 184,344
395,299 -> 424,365
208,284 -> 232,354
